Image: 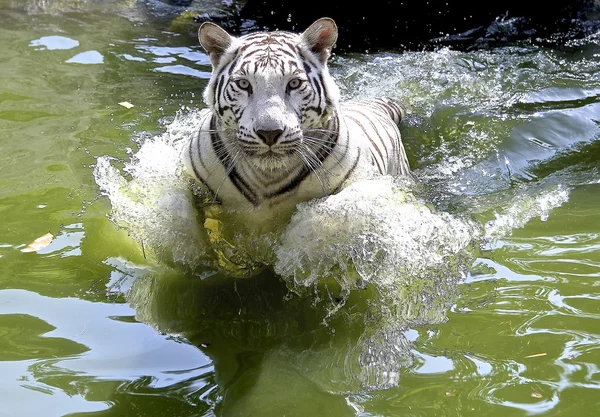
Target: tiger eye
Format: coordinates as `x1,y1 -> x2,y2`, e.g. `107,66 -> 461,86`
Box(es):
236,79 -> 250,90
288,78 -> 301,89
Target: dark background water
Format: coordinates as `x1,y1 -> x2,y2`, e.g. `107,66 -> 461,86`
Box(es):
231,0 -> 600,51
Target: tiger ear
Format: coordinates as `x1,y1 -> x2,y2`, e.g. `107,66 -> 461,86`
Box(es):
199,22 -> 234,68
301,17 -> 338,63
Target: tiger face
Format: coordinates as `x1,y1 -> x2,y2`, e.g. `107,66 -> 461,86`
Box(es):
199,18 -> 340,171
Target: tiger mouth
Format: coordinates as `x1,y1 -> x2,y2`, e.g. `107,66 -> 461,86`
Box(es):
249,152 -> 297,170
255,149 -> 295,161
247,146 -> 297,157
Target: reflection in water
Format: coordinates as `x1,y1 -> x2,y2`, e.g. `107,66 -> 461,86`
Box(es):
1,361 -> 108,416
66,50 -> 104,65
29,35 -> 79,51
126,268 -> 433,413
0,289 -> 215,415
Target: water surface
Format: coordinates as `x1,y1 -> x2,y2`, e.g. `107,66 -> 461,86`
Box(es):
1,2 -> 599,416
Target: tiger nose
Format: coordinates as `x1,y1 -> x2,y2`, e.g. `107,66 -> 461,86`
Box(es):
255,129 -> 283,146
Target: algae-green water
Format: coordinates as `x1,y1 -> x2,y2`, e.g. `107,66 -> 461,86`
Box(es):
1,2 -> 600,416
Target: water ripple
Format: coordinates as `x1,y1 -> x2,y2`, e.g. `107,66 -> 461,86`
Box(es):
0,289 -> 214,413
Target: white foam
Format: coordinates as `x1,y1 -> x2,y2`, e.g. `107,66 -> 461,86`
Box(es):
485,185 -> 570,240
93,109 -> 213,270
276,176 -> 480,289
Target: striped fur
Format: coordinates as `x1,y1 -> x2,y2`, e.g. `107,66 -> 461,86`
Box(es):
183,18 -> 410,220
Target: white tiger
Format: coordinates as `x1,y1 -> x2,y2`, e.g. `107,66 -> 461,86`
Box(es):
182,17 -> 410,227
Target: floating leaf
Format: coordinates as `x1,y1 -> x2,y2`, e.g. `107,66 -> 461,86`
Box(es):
525,353 -> 547,358
22,232 -> 54,253
118,101 -> 134,109
531,392 -> 543,398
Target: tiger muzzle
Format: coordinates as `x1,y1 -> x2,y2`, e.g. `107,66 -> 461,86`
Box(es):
255,129 -> 284,146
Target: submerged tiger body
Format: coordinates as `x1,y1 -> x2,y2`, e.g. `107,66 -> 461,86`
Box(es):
183,18 -> 410,225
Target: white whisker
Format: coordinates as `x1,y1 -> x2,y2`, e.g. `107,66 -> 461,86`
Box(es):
294,148 -> 328,196
302,136 -> 346,170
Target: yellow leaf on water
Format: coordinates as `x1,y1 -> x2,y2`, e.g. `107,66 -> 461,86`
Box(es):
21,232 -> 54,253
118,101 -> 134,109
525,353 -> 547,358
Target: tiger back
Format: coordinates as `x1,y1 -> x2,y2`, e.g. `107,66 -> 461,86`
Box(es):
182,17 -> 411,225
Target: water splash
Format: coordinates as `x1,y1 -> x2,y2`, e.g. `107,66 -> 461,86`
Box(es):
485,185 -> 570,240
93,109 -> 213,270
94,103 -> 484,270
275,176 -> 481,318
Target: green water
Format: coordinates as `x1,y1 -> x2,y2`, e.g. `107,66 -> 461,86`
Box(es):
1,1 -> 600,416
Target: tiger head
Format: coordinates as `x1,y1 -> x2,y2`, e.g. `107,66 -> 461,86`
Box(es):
198,18 -> 340,170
